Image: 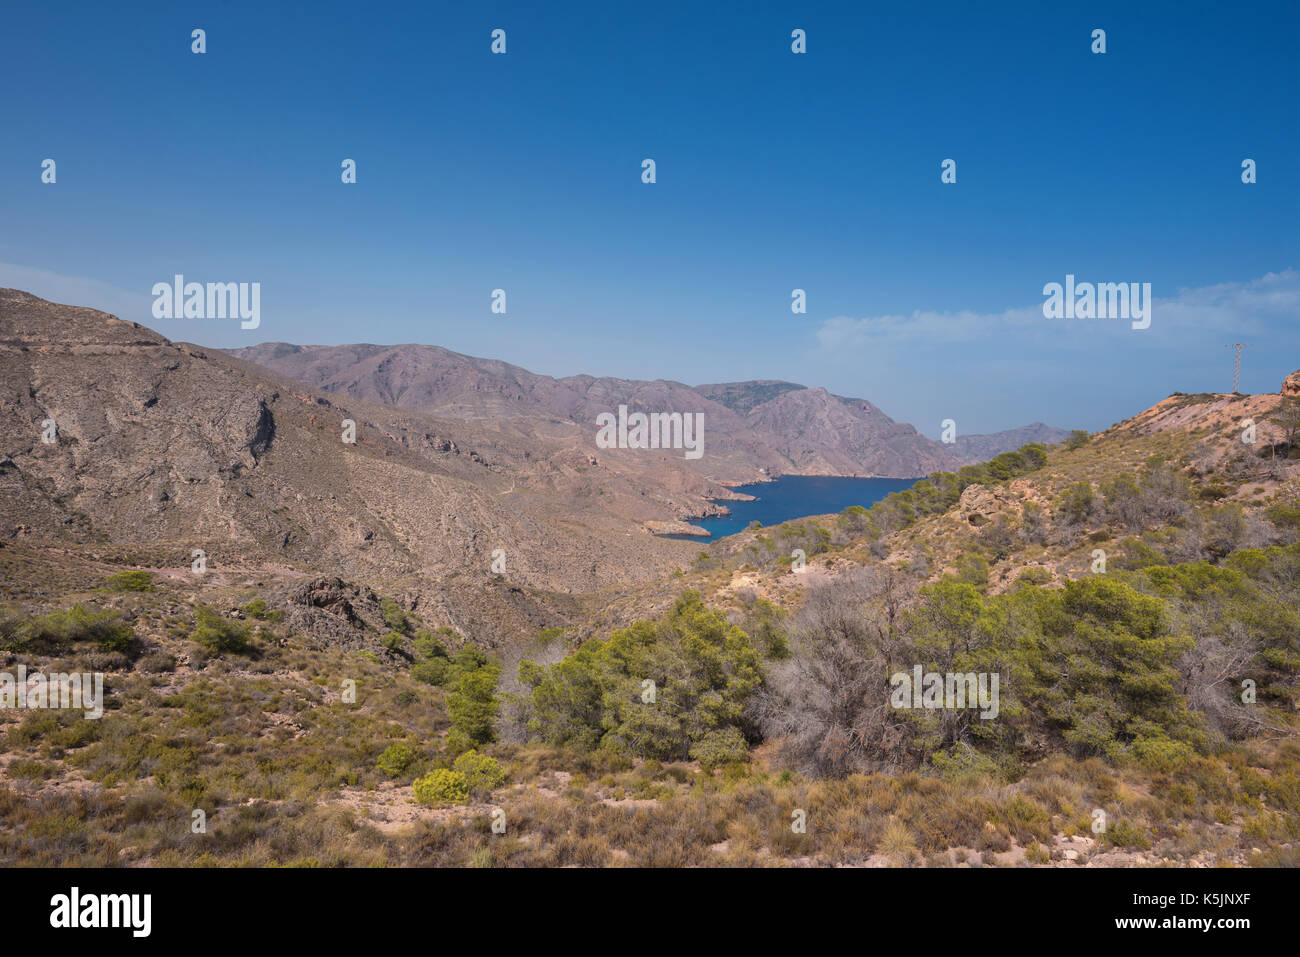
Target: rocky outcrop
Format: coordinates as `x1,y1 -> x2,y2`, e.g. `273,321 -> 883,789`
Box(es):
1283,370 -> 1300,396
289,576 -> 374,625
957,483 -> 1018,527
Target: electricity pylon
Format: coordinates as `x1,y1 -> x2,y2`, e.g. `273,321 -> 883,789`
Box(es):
1226,342 -> 1247,394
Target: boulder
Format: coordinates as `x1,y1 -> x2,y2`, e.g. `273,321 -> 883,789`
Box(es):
1283,370 -> 1300,396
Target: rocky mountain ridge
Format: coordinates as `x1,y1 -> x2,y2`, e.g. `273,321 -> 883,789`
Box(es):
229,342 -> 1067,477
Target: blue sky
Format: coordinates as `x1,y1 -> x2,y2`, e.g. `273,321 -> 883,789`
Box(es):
3,0 -> 1298,435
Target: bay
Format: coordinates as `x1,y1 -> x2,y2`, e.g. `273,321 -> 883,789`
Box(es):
677,475 -> 920,542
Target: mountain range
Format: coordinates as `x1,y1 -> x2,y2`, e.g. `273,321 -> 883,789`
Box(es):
227,341 -> 1069,478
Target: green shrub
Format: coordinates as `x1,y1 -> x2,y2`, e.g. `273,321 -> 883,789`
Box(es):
192,606 -> 251,656
1105,818 -> 1151,849
413,768 -> 469,806
376,742 -> 417,777
410,658 -> 452,686
740,597 -> 790,659
7,759 -> 56,779
103,570 -> 155,592
930,745 -> 1000,781
452,749 -> 506,794
536,627 -> 566,647
446,660 -> 501,747
1117,537 -> 1166,570
241,598 -> 283,622
6,605 -> 135,654
1028,577 -> 1195,757
1015,566 -> 1053,586
1056,481 -> 1095,525
1266,503 -> 1300,530
524,592 -> 762,761
380,599 -> 409,634
412,629 -> 451,660
951,552 -> 990,592
1131,735 -> 1196,772
838,504 -> 871,535
689,727 -> 750,771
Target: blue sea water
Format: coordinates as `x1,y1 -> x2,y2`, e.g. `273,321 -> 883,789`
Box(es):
678,475 -> 920,542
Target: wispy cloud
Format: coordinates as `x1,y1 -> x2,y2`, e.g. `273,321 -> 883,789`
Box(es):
1156,270 -> 1300,333
814,269 -> 1300,350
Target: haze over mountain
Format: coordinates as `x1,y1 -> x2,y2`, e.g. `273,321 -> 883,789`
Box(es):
228,342 -> 1066,476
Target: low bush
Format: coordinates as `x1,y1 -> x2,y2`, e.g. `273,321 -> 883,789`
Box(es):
413,768 -> 469,806
103,571 -> 154,592
452,750 -> 506,795
241,599 -> 283,623
192,606 -> 252,657
376,742 -> 417,777
2,605 -> 135,655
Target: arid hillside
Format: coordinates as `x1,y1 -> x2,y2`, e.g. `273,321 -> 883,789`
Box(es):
1,289 -> 748,641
